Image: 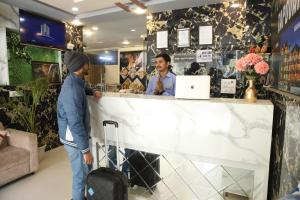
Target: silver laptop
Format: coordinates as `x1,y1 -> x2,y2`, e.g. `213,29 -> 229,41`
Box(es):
175,75 -> 211,99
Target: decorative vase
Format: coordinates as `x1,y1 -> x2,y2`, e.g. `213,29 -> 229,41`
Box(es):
244,79 -> 257,103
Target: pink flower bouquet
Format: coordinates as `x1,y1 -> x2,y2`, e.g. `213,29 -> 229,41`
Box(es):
235,53 -> 270,80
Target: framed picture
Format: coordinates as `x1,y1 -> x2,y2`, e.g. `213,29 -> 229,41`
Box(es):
177,28 -> 190,47
32,61 -> 61,83
199,25 -> 213,45
156,31 -> 168,49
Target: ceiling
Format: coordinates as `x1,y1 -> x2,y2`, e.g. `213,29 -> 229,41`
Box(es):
37,0 -> 130,15
0,0 -> 226,52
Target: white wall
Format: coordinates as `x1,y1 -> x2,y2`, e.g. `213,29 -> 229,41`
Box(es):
0,2 -> 19,30
0,2 -> 19,85
0,27 -> 9,85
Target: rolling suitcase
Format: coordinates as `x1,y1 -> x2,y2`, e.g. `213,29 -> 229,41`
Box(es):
128,151 -> 160,190
87,120 -> 128,200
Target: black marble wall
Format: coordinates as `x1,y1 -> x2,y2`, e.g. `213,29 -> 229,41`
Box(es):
146,0 -> 272,98
267,90 -> 300,200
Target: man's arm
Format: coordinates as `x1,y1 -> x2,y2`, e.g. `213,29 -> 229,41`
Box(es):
146,78 -> 154,95
85,82 -> 102,99
85,82 -> 94,95
63,86 -> 89,154
162,76 -> 176,96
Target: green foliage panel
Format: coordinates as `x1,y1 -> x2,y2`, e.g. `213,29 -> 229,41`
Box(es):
7,30 -> 59,85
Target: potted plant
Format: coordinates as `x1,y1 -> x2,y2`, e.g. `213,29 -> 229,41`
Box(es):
235,53 -> 270,102
2,78 -> 49,160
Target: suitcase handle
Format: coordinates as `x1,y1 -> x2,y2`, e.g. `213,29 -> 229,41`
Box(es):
102,120 -> 120,170
103,120 -> 119,128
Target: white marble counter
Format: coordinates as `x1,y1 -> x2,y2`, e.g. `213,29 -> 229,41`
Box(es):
89,93 -> 273,200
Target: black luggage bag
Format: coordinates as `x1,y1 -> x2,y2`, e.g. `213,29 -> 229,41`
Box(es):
87,120 -> 128,200
128,151 -> 160,190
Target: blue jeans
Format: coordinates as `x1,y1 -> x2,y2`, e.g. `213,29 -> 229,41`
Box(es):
64,145 -> 92,200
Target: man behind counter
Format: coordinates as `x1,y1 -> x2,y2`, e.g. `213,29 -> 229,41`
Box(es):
146,53 -> 176,96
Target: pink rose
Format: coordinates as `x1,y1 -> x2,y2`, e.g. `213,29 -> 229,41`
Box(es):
245,53 -> 263,65
254,61 -> 269,75
235,58 -> 249,71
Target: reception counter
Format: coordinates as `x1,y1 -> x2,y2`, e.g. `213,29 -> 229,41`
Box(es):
89,93 -> 273,200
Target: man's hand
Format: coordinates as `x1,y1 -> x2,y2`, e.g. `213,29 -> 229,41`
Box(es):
83,151 -> 93,165
93,91 -> 102,100
154,79 -> 164,95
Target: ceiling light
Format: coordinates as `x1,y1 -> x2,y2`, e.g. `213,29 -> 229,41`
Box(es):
105,50 -> 109,54
131,29 -> 136,32
20,17 -> 25,22
83,29 -> 93,36
122,40 -> 130,45
133,7 -> 147,15
72,19 -> 82,26
72,7 -> 79,12
92,26 -> 99,31
146,14 -> 153,20
140,34 -> 146,38
96,41 -> 103,44
230,2 -> 240,8
73,0 -> 85,3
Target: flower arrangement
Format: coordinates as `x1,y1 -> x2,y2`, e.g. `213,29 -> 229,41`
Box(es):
235,53 -> 270,80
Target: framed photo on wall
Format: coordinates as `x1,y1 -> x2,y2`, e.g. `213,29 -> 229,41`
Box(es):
199,25 -> 213,45
177,28 -> 190,47
156,31 -> 168,49
32,61 -> 61,83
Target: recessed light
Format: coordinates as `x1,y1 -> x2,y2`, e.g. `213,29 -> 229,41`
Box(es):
83,29 -> 93,36
20,17 -> 25,22
72,19 -> 82,26
122,40 -> 130,45
92,26 -> 99,31
72,7 -> 79,12
133,7 -> 147,15
230,3 -> 240,8
146,14 -> 153,20
74,0 -> 85,3
96,41 -> 103,44
131,29 -> 136,32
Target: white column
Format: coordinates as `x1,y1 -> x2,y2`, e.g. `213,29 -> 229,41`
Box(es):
0,27 -> 9,85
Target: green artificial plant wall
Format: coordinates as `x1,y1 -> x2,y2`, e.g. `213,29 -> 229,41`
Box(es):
6,30 -> 59,85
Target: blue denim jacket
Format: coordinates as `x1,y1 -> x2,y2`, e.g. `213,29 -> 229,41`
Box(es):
57,73 -> 90,154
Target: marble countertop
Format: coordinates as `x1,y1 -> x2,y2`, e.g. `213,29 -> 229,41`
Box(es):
99,92 -> 273,106
89,91 -> 274,200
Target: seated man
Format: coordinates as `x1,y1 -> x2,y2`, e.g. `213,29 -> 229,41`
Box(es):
109,53 -> 176,177
146,53 -> 176,96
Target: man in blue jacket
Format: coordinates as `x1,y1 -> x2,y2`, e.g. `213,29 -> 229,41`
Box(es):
57,51 -> 101,200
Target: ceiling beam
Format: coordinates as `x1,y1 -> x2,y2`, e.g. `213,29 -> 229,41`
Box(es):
115,2 -> 131,12
130,0 -> 147,9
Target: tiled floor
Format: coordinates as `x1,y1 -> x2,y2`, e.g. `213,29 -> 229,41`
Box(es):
0,147 -> 248,200
0,147 -> 72,200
